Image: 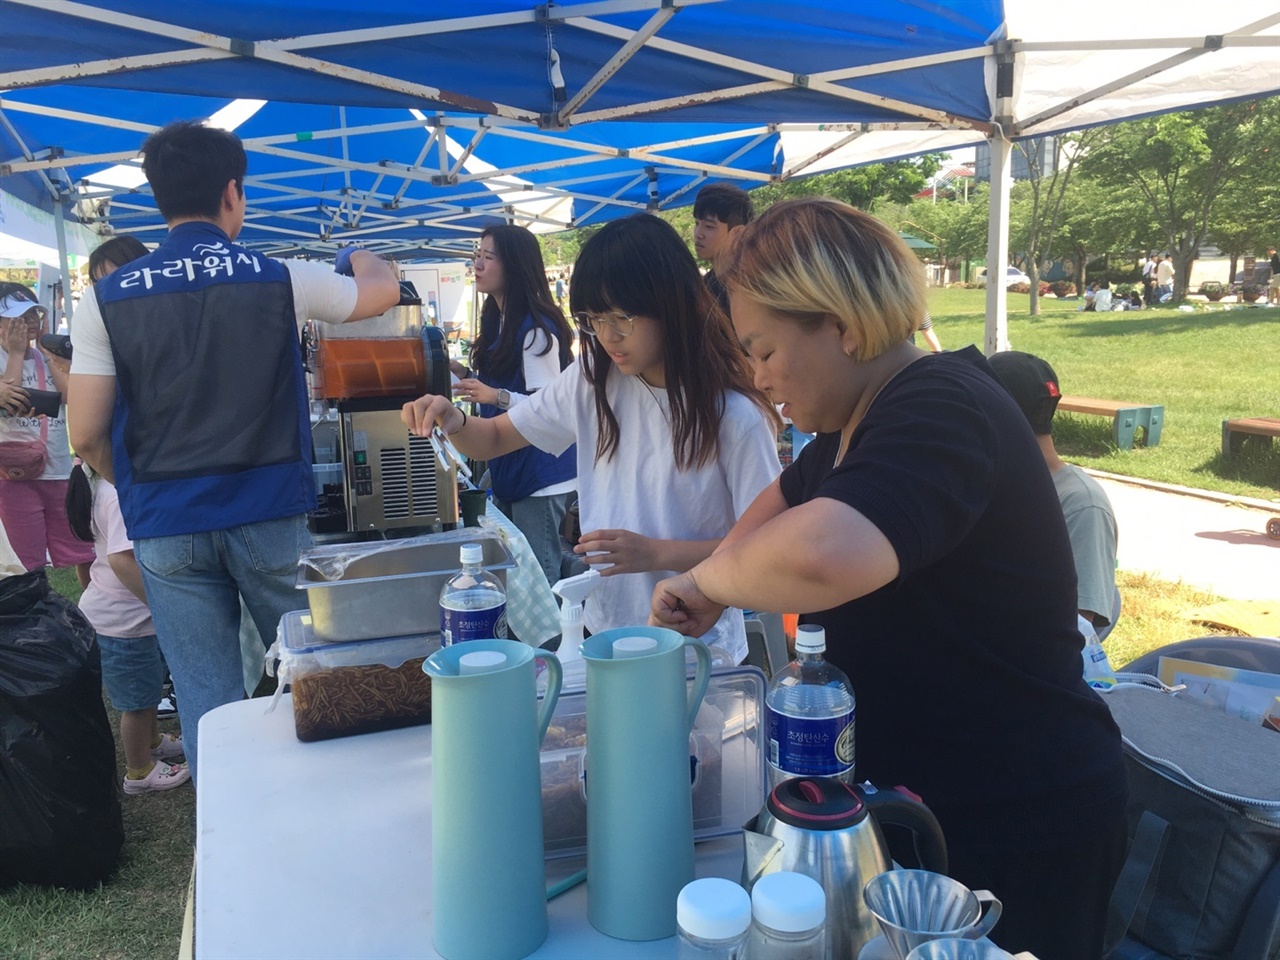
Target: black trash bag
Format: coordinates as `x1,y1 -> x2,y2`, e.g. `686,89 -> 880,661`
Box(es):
0,570 -> 123,890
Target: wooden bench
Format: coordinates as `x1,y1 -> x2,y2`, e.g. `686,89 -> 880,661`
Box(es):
1222,417 -> 1280,458
1058,396 -> 1164,449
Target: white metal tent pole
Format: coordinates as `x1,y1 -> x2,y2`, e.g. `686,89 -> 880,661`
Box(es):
983,43 -> 1018,357
983,134 -> 1012,356
51,192 -> 71,334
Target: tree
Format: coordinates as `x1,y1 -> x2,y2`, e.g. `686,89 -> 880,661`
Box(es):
1006,130 -> 1102,315
1211,176 -> 1280,283
751,155 -> 945,214
892,190 -> 990,279
1054,178 -> 1155,291
1085,99 -> 1280,300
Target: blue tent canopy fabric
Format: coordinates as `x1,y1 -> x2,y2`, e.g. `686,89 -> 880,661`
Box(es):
1,0 -> 1277,275
1,1 -> 1001,124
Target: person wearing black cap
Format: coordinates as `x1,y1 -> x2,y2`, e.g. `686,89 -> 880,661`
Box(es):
988,350 -> 1121,639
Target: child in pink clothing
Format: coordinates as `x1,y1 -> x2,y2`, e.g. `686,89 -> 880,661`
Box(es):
66,463 -> 189,795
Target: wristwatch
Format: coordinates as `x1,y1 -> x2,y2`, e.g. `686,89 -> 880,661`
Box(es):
497,388 -> 511,410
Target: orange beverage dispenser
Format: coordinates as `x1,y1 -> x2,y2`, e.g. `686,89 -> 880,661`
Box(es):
307,281 -> 459,535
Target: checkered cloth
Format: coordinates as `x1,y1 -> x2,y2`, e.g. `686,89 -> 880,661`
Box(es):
479,506 -> 562,647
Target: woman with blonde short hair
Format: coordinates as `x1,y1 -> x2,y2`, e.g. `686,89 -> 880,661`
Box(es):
651,198 -> 1127,960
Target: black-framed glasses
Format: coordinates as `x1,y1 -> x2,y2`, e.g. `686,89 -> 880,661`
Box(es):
574,311 -> 636,339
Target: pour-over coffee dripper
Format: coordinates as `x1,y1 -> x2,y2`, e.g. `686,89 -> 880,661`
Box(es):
862,870 -> 1002,960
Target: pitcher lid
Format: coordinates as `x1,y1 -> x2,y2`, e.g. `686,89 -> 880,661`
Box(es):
767,777 -> 865,829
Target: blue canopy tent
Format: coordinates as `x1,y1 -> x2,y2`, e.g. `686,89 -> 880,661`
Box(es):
2,0 -> 1278,348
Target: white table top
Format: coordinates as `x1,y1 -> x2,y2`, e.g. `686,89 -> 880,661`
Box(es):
195,696 -> 742,960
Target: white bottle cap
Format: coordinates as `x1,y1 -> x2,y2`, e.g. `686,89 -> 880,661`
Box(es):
613,635 -> 658,659
677,877 -> 752,941
750,871 -> 826,933
460,542 -> 483,565
458,650 -> 507,675
794,624 -> 826,654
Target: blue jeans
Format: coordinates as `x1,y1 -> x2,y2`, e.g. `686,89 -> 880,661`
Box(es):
494,491 -> 573,587
134,514 -> 310,783
96,632 -> 164,713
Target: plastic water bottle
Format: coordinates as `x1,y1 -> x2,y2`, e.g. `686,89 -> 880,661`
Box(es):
764,624 -> 856,789
439,542 -> 508,645
1079,614 -> 1116,690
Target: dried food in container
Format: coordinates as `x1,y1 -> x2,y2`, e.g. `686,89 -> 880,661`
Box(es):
268,611 -> 439,743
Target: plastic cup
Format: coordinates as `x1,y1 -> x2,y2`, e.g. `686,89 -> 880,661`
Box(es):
458,489 -> 488,527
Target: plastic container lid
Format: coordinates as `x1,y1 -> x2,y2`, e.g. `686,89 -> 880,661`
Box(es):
750,871 -> 826,933
459,542 -> 483,565
677,877 -> 752,941
459,650 -> 507,675
613,635 -> 658,659
794,624 -> 826,654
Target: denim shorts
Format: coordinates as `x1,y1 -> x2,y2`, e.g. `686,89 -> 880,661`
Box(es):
96,632 -> 165,712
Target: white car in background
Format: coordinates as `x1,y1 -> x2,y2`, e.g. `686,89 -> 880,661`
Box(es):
975,266 -> 1032,287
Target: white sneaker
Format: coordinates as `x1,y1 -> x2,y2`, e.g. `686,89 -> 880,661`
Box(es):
151,732 -> 185,761
123,760 -> 191,796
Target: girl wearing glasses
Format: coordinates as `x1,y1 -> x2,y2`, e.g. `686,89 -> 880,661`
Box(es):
0,282 -> 94,587
451,225 -> 577,586
404,214 -> 780,663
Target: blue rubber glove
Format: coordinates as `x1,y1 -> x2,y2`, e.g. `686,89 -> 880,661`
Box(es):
334,246 -> 356,277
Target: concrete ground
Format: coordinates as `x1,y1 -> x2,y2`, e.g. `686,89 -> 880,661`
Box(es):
1091,472 -> 1280,603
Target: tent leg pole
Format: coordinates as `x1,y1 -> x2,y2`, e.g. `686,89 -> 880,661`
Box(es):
984,134 -> 1012,356
52,196 -> 72,335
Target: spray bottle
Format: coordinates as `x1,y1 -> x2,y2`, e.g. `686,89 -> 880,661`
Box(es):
551,569 -> 601,693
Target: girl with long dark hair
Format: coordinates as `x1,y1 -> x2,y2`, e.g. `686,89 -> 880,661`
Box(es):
452,225 -> 576,585
406,214 -> 781,663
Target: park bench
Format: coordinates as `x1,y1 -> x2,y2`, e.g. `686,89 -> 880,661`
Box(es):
1221,416 -> 1280,458
1058,396 -> 1164,449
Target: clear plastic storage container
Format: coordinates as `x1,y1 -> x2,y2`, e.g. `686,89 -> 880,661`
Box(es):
268,610 -> 440,742
540,664 -> 766,858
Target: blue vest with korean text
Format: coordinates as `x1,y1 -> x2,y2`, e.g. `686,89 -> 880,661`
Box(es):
478,314 -> 576,501
96,221 -> 313,539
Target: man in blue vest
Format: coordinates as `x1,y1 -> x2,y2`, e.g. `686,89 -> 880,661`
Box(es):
68,120 -> 400,781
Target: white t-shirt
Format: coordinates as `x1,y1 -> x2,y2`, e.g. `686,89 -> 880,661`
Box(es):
77,477 -> 155,638
70,258 -> 359,377
1156,260 -> 1175,285
508,362 -> 781,663
511,326 -> 576,499
0,349 -> 72,480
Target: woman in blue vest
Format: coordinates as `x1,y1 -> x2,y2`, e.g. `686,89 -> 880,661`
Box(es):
454,225 -> 577,585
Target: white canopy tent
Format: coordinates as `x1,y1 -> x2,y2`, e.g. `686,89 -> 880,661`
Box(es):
1,0 -> 1277,351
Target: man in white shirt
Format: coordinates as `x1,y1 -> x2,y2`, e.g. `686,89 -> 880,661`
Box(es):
68,120 -> 400,782
1156,255 -> 1175,301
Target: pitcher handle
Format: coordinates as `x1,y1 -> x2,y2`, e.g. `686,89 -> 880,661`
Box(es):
535,651 -> 562,744
683,638 -> 712,733
967,890 -> 1002,940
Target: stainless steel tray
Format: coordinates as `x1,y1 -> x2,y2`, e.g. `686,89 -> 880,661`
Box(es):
296,532 -> 514,642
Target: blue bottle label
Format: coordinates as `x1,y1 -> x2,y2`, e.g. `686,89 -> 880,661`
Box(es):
440,603 -> 508,645
768,706 -> 856,777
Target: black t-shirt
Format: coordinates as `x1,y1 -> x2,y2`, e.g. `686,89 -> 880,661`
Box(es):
704,270 -> 731,318
778,347 -> 1124,849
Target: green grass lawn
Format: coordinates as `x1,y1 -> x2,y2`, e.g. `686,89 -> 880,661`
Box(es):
927,289 -> 1280,501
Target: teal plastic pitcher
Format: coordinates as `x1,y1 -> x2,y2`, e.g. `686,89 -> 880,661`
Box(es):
581,626 -> 712,940
423,640 -> 562,959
